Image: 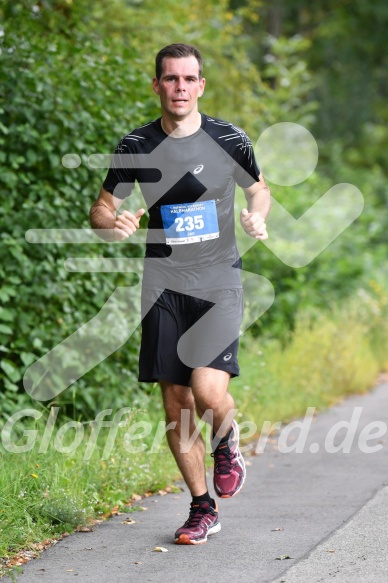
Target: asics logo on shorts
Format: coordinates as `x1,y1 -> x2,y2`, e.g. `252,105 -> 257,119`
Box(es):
193,164 -> 204,174
223,353 -> 232,362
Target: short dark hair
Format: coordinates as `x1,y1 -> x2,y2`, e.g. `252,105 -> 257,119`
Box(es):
155,43 -> 203,80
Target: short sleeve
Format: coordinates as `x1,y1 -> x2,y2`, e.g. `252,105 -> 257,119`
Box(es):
232,129 -> 260,188
102,138 -> 137,200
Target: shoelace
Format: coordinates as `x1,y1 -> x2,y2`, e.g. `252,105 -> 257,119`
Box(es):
184,504 -> 213,527
211,447 -> 236,474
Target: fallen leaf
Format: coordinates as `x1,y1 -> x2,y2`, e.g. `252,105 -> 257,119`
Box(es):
121,518 -> 136,525
77,526 -> 94,532
325,549 -> 335,553
67,569 -> 74,572
134,561 -> 142,565
132,493 -> 142,501
140,506 -> 148,511
275,555 -> 292,560
271,528 -> 284,532
153,547 -> 168,552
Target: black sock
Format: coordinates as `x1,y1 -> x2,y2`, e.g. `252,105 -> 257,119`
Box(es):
192,491 -> 215,508
219,425 -> 234,444
212,425 -> 233,450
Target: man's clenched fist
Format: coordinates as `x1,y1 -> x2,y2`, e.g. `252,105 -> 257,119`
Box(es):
114,208 -> 146,240
240,208 -> 268,240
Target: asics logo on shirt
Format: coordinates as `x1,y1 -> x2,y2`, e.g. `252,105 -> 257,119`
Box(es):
193,164 -> 204,174
223,353 -> 232,362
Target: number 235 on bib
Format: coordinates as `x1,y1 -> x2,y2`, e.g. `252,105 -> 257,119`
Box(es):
160,200 -> 220,245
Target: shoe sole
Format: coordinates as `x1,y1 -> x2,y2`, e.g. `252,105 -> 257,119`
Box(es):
174,522 -> 221,545
214,420 -> 247,498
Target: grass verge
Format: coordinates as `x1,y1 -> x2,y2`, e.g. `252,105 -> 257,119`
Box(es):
0,403 -> 178,575
232,298 -> 386,430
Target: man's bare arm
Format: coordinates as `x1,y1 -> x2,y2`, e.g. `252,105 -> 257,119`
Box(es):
90,187 -> 145,241
240,174 -> 271,240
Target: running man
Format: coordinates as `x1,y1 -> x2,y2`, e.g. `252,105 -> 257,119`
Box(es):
90,43 -> 271,544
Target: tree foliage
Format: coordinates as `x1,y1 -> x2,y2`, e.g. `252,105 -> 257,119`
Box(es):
0,0 -> 387,420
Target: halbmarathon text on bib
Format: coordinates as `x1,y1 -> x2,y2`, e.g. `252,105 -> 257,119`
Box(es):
160,200 -> 220,245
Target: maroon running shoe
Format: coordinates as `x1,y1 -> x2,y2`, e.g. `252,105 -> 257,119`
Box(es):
174,500 -> 221,545
212,420 -> 246,498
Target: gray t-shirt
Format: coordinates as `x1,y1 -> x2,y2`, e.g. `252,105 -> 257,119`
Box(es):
103,113 -> 260,291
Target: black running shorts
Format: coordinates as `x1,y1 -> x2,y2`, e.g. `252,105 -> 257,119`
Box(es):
139,288 -> 243,386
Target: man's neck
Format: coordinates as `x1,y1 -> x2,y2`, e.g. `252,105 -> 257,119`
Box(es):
161,111 -> 202,138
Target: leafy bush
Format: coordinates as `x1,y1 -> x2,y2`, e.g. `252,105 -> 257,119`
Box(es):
0,0 -> 158,420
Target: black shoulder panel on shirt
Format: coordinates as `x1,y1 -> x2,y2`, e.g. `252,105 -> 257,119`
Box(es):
202,115 -> 260,186
115,118 -> 165,155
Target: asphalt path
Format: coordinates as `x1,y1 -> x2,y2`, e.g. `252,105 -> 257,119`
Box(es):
7,382 -> 388,583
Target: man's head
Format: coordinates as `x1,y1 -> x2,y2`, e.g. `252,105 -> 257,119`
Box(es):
155,43 -> 203,80
153,43 -> 206,121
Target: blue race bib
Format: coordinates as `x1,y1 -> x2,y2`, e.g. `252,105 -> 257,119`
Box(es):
160,200 -> 219,245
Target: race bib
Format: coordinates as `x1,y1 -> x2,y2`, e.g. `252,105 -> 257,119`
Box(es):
160,200 -> 219,245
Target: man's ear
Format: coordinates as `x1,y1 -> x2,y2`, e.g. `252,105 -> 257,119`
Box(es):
198,77 -> 206,97
152,77 -> 160,95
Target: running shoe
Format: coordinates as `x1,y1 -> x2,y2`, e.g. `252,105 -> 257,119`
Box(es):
212,419 -> 246,498
174,500 -> 221,545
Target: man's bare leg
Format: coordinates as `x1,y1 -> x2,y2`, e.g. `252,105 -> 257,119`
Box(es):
160,381 -> 208,496
192,367 -> 245,500
191,367 -> 235,440
160,368 -> 236,497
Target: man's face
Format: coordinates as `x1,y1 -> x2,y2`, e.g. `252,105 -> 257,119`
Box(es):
152,56 -> 206,119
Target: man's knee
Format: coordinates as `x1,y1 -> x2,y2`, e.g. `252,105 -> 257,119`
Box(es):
160,382 -> 195,424
195,389 -> 232,414
191,368 -> 231,405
